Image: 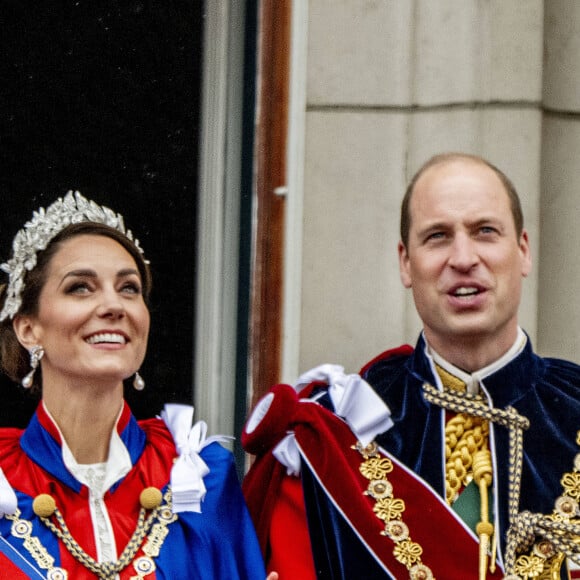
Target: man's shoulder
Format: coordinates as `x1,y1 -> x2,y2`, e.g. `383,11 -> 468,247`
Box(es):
540,354 -> 580,386
360,344 -> 414,376
359,344 -> 416,396
543,355 -> 580,371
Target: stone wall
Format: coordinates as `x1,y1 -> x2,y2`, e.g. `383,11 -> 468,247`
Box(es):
295,1 -> 549,372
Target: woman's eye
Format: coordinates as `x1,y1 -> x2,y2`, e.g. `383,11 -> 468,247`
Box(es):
121,282 -> 142,294
66,282 -> 91,294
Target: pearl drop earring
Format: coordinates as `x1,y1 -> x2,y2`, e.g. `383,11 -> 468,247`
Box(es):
22,346 -> 44,389
133,371 -> 145,391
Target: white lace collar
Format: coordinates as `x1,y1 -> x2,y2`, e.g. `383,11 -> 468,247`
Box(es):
42,402 -> 132,494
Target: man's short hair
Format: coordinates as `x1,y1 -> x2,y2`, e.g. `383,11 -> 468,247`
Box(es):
399,153 -> 524,247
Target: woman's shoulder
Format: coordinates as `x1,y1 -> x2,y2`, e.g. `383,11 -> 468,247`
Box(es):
0,427 -> 24,459
137,415 -> 174,439
0,427 -> 28,485
138,410 -> 240,515
0,426 -> 24,441
137,414 -> 234,466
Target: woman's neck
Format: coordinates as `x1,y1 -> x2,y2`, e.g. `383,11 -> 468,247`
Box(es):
42,382 -> 124,464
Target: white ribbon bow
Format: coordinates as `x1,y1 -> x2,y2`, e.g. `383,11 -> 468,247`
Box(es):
0,468 -> 17,517
295,364 -> 393,445
160,404 -> 233,514
273,364 -> 393,475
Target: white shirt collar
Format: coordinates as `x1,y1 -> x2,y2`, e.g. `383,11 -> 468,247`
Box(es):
425,327 -> 527,395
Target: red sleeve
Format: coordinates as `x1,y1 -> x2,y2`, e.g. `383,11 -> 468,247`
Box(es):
267,475 -> 316,580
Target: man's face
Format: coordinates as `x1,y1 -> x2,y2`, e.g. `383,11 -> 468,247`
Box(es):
398,159 -> 531,359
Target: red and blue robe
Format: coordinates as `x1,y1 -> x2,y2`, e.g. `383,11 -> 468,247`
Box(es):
0,402 -> 265,579
243,335 -> 580,578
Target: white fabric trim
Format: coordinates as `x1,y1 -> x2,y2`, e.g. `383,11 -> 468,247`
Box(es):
245,392 -> 273,434
294,364 -> 393,445
273,435 -> 302,477
272,364 -> 393,476
160,403 -> 233,514
0,467 -> 17,517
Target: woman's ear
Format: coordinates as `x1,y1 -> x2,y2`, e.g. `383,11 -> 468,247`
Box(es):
12,315 -> 41,350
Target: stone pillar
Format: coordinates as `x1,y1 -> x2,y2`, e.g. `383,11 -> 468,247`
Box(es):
298,1 -> 544,372
538,1 -> 580,362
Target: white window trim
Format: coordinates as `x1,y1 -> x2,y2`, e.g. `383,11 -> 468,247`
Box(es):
195,1 -> 309,435
194,1 -> 246,438
281,0 -> 308,384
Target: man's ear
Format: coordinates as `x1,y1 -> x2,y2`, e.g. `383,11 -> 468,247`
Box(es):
519,229 -> 532,278
12,315 -> 41,350
398,241 -> 412,288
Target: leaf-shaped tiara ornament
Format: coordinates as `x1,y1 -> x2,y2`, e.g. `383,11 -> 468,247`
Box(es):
0,191 -> 146,321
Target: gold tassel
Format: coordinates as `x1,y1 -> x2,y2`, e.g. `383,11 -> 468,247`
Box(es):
473,449 -> 494,580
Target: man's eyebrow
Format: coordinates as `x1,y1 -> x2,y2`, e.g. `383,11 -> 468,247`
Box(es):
469,217 -> 505,230
416,222 -> 449,236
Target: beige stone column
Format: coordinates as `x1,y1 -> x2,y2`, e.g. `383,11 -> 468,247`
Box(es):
538,1 -> 580,362
297,1 -> 544,373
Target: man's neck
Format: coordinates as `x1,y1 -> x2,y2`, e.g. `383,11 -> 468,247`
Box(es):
426,327 -> 527,385
423,327 -> 525,374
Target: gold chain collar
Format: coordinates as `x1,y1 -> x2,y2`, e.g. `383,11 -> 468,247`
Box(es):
7,487 -> 177,579
354,441 -> 435,580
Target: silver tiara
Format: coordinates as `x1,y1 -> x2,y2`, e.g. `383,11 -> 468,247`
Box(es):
0,190 -> 146,322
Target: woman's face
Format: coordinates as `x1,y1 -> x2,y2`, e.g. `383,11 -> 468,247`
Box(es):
16,234 -> 150,390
